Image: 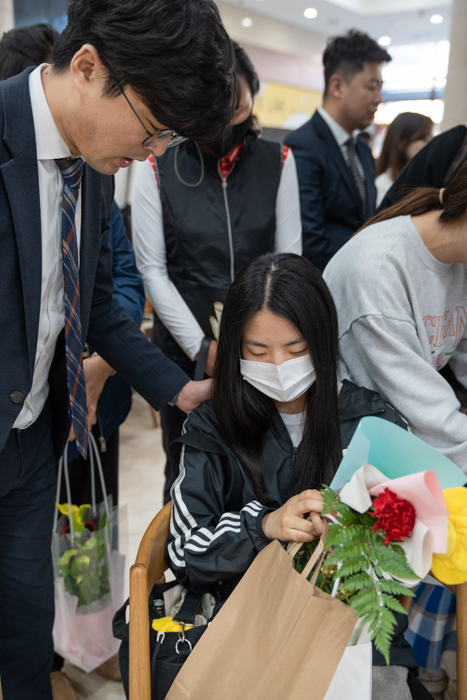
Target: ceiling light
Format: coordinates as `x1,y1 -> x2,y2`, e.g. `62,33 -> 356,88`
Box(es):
304,8 -> 318,19
241,17 -> 253,27
430,14 -> 443,24
378,36 -> 391,46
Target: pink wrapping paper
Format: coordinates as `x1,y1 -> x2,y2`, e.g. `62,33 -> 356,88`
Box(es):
339,464 -> 449,579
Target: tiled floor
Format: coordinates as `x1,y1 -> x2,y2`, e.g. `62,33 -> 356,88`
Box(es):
63,392 -> 166,698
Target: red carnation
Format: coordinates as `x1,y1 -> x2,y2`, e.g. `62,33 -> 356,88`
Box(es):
370,488 -> 416,545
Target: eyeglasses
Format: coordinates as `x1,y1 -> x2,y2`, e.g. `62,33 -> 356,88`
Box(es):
105,63 -> 188,150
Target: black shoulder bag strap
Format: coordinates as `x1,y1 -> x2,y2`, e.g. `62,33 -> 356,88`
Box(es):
170,432 -> 244,512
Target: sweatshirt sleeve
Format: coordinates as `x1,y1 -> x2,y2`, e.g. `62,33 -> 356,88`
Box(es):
339,314 -> 467,473
167,442 -> 271,590
448,334 -> 467,391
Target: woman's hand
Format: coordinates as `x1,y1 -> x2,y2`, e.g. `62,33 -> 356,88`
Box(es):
262,490 -> 324,542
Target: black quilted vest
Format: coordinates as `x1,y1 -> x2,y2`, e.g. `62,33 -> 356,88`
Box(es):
153,138 -> 282,372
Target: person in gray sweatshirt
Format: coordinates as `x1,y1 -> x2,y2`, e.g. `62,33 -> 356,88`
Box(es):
324,160 -> 467,699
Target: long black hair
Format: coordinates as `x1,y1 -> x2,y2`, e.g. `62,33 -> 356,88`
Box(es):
213,253 -> 341,505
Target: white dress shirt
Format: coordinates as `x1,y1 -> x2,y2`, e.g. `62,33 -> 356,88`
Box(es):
317,106 -> 365,180
132,148 -> 302,361
13,65 -> 83,429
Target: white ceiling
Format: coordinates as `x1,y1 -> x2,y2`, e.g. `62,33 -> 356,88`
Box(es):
325,0 -> 450,15
224,0 -> 452,46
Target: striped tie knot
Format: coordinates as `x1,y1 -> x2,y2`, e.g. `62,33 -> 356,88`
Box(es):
55,157 -> 85,191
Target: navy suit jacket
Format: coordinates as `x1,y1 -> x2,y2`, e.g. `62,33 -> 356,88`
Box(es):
0,69 -> 189,459
285,110 -> 376,271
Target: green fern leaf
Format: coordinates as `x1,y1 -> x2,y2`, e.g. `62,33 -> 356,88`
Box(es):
379,579 -> 415,597
342,572 -> 374,591
381,594 -> 408,615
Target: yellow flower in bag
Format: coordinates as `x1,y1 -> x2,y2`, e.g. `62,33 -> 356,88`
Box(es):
432,488 -> 467,584
56,502 -> 92,533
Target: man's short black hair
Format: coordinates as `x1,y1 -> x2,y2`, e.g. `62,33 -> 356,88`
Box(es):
323,29 -> 391,95
52,0 -> 236,142
233,42 -> 259,98
0,23 -> 59,80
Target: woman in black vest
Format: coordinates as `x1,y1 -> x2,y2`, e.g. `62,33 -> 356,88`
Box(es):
132,43 -> 302,501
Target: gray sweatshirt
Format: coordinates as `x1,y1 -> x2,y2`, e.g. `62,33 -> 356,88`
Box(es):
324,215 -> 467,473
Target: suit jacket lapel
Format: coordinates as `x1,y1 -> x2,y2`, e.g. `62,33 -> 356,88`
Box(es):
79,166 -> 105,342
312,111 -> 363,216
1,69 -> 42,375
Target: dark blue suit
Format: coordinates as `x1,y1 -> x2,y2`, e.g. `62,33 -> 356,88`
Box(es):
0,69 -> 188,697
285,110 -> 376,271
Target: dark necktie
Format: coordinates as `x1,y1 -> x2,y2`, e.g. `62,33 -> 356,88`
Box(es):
346,137 -> 367,215
55,157 -> 88,458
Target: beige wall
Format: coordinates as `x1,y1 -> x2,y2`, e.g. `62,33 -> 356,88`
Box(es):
442,0 -> 467,131
0,0 -> 13,36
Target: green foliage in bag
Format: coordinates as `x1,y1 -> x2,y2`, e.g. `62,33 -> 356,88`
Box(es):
56,503 -> 110,607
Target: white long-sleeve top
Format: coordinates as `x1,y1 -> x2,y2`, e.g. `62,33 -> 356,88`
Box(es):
132,146 -> 302,360
324,215 -> 467,473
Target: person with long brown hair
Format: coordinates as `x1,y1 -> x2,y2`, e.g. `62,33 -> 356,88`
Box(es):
324,161 -> 467,698
375,112 -> 433,206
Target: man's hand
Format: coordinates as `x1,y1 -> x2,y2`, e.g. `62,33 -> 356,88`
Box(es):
83,355 -> 115,429
205,340 -> 218,378
176,379 -> 213,414
262,490 -> 324,542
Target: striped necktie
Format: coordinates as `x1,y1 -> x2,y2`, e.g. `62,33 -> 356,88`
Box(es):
346,137 -> 367,217
55,157 -> 88,458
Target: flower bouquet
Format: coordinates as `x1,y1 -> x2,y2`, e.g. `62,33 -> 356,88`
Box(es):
294,417 -> 467,666
52,436 -> 125,673
55,502 -> 111,608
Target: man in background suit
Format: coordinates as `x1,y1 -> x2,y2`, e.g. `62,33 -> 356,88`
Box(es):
0,1 -> 235,697
285,30 -> 391,271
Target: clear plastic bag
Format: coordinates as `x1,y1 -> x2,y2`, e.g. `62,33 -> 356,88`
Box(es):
51,434 -> 125,673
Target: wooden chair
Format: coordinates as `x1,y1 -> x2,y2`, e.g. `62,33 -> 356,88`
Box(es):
129,501 -> 172,700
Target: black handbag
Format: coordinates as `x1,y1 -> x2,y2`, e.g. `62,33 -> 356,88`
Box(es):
113,581 -> 209,700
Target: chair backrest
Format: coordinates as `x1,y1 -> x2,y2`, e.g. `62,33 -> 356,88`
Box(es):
129,501 -> 172,700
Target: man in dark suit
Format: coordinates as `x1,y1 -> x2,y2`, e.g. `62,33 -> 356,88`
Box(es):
0,1 -> 235,697
285,30 -> 391,271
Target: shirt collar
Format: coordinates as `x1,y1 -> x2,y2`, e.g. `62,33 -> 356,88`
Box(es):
29,64 -> 74,161
317,106 -> 352,148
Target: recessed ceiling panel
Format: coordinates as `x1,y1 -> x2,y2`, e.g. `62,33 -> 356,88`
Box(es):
223,0 -> 451,46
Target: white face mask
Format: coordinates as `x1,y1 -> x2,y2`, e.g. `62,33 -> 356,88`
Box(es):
240,354 -> 316,403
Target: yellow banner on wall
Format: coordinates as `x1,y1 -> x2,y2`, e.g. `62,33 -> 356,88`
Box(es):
254,81 -> 322,130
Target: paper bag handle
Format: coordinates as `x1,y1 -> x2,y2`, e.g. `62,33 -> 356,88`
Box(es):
288,520 -> 329,586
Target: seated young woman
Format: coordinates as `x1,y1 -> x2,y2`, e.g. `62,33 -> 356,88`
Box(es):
167,253 -> 339,592
167,253 -> 428,700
